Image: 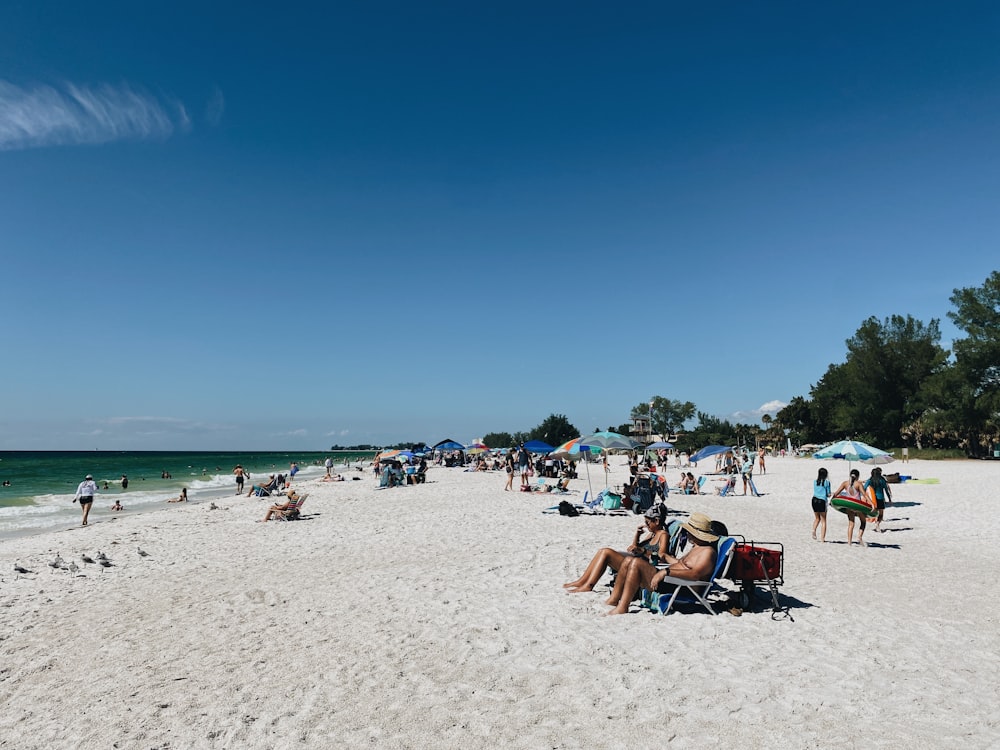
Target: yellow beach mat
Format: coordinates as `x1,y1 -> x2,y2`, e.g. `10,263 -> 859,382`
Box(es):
905,478 -> 940,484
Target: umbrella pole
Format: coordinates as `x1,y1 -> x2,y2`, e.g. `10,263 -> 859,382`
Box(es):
584,449 -> 593,499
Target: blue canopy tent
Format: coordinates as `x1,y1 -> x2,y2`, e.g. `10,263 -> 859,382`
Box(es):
689,445 -> 733,464
433,439 -> 466,451
522,440 -> 555,454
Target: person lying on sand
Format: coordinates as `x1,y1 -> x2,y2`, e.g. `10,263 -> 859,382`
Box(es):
604,512 -> 718,615
564,504 -> 670,593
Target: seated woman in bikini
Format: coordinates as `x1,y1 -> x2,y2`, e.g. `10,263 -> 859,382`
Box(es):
604,512 -> 719,615
167,488 -> 188,503
563,504 -> 670,593
676,473 -> 692,493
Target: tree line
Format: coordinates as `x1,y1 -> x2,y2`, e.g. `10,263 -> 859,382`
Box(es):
772,271 -> 1000,456
339,273 -> 999,458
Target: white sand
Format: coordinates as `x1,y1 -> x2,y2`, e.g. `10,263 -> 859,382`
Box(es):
1,456 -> 999,748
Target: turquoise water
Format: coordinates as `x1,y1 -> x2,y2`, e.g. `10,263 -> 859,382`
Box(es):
0,451 -> 375,538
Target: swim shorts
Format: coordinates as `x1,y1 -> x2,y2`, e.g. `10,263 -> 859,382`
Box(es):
811,497 -> 827,513
79,496 -> 94,505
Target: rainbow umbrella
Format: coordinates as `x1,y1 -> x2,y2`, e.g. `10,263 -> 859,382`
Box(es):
550,437 -> 587,459
550,437 -> 602,496
466,442 -> 489,455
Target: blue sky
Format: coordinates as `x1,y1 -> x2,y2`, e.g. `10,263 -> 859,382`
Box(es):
2,2 -> 999,450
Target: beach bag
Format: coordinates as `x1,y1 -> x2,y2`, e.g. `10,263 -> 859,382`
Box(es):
558,500 -> 579,516
602,492 -> 622,510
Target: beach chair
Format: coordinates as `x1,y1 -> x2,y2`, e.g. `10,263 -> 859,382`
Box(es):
645,537 -> 737,616
273,493 -> 307,521
717,476 -> 737,496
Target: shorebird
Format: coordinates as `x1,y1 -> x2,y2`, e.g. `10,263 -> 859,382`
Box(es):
49,553 -> 65,569
137,546 -> 150,557
98,558 -> 113,568
81,554 -> 95,564
13,562 -> 32,574
67,561 -> 79,574
96,551 -> 108,561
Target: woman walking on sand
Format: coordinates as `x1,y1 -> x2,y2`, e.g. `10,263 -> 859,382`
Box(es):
811,467 -> 831,542
73,474 -> 98,526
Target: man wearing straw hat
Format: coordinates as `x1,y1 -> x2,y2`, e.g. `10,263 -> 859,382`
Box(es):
604,512 -> 719,615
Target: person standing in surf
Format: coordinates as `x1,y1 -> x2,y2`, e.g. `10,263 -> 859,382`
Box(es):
233,465 -> 246,495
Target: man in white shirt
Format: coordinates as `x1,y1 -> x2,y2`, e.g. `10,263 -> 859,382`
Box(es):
74,474 -> 98,526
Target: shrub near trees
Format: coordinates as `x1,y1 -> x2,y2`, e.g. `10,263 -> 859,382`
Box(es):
483,414 -> 580,452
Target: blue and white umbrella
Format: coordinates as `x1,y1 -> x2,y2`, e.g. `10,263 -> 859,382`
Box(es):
813,440 -> 894,466
688,445 -> 734,464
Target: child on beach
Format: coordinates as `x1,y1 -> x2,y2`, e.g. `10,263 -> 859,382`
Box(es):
864,467 -> 892,533
811,467 -> 831,542
110,500 -> 123,512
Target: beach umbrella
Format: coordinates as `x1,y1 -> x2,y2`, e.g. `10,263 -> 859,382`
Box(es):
688,445 -> 733,464
522,439 -> 555,454
813,440 -> 894,467
548,437 -> 598,495
578,431 -> 639,498
580,431 -> 640,452
466,442 -> 489,455
433,439 -> 465,451
646,441 -> 674,450
550,437 -> 587,459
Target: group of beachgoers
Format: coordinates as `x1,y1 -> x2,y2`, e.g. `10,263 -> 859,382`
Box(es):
810,466 -> 892,545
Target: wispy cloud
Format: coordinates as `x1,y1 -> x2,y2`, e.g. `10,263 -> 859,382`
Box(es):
205,86 -> 225,126
729,400 -> 788,423
103,416 -> 235,432
0,80 -> 188,151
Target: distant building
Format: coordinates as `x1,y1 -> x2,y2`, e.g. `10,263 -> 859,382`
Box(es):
630,416 -> 652,445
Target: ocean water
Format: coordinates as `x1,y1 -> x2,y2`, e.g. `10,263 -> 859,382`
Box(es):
0,451 -> 375,539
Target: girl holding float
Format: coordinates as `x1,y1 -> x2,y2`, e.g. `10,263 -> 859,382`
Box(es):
831,468 -> 873,546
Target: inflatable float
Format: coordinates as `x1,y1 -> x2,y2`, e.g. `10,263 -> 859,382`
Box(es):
831,487 -> 878,517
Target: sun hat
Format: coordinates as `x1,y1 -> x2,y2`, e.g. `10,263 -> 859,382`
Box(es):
644,505 -> 663,520
681,512 -> 720,543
